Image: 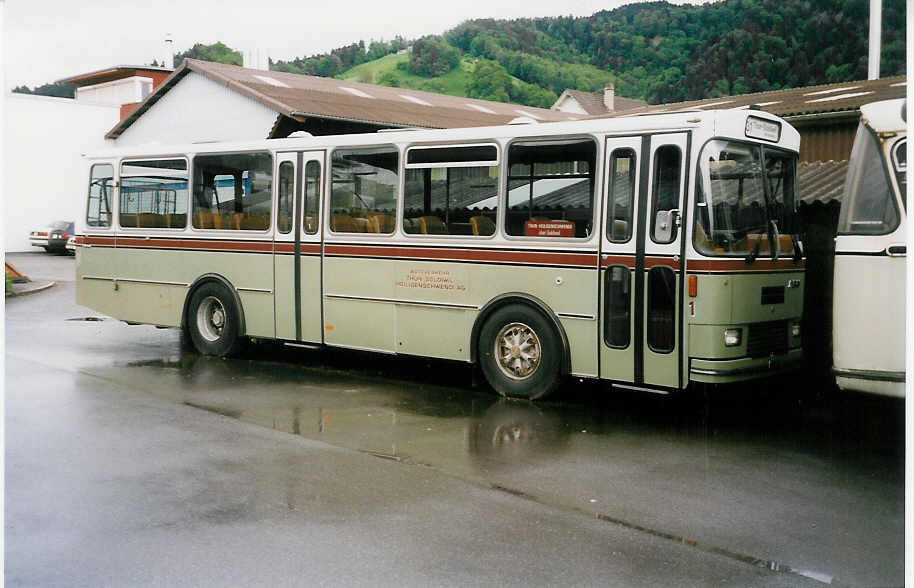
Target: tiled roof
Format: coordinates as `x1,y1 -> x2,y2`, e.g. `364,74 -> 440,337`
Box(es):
597,76 -> 906,120
560,89 -> 648,115
106,59 -> 579,140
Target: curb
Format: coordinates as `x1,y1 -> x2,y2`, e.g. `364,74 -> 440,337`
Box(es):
6,280 -> 56,297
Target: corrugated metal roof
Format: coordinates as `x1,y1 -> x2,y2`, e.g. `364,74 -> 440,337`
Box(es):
798,160 -> 848,204
558,89 -> 648,115
597,76 -> 906,120
106,59 -> 580,140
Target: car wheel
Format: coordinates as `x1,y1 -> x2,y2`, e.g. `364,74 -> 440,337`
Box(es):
187,281 -> 247,357
478,304 -> 562,400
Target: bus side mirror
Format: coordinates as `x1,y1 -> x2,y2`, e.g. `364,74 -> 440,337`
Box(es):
653,209 -> 679,243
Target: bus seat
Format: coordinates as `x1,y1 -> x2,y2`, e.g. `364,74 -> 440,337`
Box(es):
303,215 -> 317,234
168,213 -> 187,229
369,214 -> 395,234
231,213 -> 243,230
332,214 -> 364,233
119,213 -> 138,228
242,214 -> 270,231
612,219 -> 629,241
137,213 -> 164,228
418,216 -> 447,235
469,215 -> 495,236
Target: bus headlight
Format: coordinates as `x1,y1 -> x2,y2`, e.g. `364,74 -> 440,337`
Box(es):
790,322 -> 801,339
724,328 -> 742,347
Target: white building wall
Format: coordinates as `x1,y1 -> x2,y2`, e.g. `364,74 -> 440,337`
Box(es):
76,77 -> 152,106
113,73 -> 279,147
4,93 -> 119,251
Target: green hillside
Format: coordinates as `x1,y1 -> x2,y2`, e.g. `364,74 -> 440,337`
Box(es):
14,0 -> 906,108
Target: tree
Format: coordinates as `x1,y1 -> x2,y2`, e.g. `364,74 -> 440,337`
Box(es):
173,42 -> 242,67
409,36 -> 460,77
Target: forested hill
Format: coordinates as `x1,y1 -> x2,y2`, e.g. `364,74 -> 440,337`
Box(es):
14,0 -> 906,108
445,0 -> 906,104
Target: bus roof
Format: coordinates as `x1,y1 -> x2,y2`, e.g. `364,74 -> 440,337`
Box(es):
860,99 -> 906,134
84,108 -> 799,160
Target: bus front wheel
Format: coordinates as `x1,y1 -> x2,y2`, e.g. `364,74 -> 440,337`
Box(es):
187,282 -> 246,357
479,305 -> 561,400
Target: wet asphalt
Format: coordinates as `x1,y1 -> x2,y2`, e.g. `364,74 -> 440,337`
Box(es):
4,252 -> 904,587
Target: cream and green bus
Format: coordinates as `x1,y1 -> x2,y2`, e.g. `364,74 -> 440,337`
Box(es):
76,108 -> 804,399
833,99 -> 906,397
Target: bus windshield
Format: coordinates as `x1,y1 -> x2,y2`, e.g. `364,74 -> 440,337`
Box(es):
694,140 -> 797,259
838,125 -> 901,235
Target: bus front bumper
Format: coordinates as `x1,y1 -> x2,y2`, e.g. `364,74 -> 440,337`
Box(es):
689,349 -> 803,384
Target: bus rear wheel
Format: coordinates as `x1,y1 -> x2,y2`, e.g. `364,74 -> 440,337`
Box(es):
479,305 -> 561,400
187,282 -> 246,357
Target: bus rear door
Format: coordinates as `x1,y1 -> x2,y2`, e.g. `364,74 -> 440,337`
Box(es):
274,151 -> 324,343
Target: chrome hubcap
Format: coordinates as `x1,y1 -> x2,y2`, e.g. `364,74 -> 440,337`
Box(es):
196,296 -> 226,342
494,322 -> 541,380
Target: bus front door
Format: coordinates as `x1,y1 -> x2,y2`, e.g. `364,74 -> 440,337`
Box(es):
600,134 -> 687,391
274,151 -> 324,343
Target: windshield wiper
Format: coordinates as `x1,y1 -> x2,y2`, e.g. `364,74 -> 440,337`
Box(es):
790,233 -> 803,265
770,220 -> 780,262
744,238 -> 761,264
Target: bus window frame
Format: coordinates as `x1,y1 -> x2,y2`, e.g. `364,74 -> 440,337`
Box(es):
402,141 -> 501,240
86,162 -> 116,230
837,125 -> 901,237
648,144 -> 683,245
327,144 -> 400,238
890,136 -> 906,210
189,149 -> 274,235
501,134 -> 600,243
117,155 -> 190,231
690,138 -> 801,257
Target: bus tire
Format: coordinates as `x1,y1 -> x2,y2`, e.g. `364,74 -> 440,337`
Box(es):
479,304 -> 561,400
187,281 -> 246,357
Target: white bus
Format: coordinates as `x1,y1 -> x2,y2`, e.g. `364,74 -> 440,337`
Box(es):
833,99 -> 907,397
76,108 -> 804,399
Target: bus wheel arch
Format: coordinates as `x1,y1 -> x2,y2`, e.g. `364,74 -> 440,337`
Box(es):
472,294 -> 569,399
182,274 -> 248,357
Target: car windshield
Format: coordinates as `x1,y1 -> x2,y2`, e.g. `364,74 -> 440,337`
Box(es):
50,221 -> 71,231
694,140 -> 797,259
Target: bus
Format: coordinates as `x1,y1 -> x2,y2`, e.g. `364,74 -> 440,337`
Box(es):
833,98 -> 906,398
76,108 -> 804,399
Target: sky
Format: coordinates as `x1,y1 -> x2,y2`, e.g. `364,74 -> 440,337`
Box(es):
2,0 -> 706,89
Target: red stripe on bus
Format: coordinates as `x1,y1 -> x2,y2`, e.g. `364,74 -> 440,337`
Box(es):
324,244 -> 598,267
114,237 -> 273,252
687,259 -> 804,272
274,243 -> 322,255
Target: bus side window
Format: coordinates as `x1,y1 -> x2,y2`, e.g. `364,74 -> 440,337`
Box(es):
277,162 -> 294,234
604,265 -> 631,348
403,145 -> 498,237
606,149 -> 636,243
303,160 -> 321,235
506,139 -> 596,239
120,159 -> 188,229
330,147 -> 398,234
192,152 -> 273,231
647,266 -> 676,353
650,145 -> 682,244
87,164 -> 114,228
